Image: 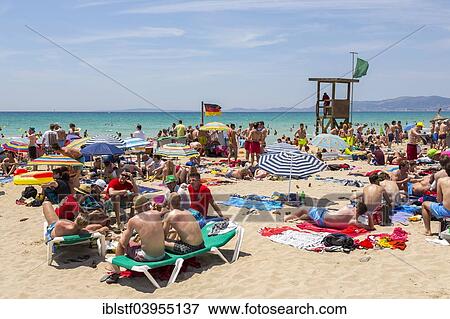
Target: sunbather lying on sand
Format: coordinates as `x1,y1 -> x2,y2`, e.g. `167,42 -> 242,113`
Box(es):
42,201 -> 108,243
221,166 -> 253,180
284,202 -> 374,230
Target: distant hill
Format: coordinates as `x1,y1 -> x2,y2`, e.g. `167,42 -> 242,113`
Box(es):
122,96 -> 450,112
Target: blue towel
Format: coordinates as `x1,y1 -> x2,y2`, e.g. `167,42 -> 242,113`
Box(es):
138,186 -> 160,194
221,196 -> 283,211
392,205 -> 421,224
0,176 -> 13,183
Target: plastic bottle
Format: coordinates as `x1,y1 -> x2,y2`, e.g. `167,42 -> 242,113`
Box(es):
300,191 -> 305,206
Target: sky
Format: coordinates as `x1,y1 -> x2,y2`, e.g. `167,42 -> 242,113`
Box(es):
1,0 -> 450,111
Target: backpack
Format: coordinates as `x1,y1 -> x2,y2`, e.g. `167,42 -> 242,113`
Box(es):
22,186 -> 37,199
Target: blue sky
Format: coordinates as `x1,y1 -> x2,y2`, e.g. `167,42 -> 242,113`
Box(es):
1,0 -> 449,111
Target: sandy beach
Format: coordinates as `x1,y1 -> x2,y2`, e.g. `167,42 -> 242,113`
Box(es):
1,160 -> 449,299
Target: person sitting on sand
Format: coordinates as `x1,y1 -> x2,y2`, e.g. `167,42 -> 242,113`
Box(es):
163,193 -> 205,254
367,145 -> 385,165
422,162 -> 450,235
378,172 -> 405,207
284,202 -> 374,230
390,161 -> 410,192
430,155 -> 449,191
1,151 -> 17,176
387,150 -> 406,165
105,171 -> 138,229
254,168 -> 270,180
188,172 -> 225,219
42,201 -> 108,243
145,154 -> 165,178
113,196 -> 165,264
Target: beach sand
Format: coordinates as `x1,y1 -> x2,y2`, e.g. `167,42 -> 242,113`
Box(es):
0,160 -> 449,299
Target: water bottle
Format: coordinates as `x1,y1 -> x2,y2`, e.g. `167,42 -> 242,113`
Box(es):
300,191 -> 305,206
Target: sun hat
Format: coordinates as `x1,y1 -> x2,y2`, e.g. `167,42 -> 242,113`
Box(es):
93,179 -> 107,190
416,122 -> 424,127
164,175 -> 177,184
133,195 -> 151,209
74,184 -> 91,195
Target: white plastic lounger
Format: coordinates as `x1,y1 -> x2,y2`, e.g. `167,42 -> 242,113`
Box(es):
43,222 -> 106,265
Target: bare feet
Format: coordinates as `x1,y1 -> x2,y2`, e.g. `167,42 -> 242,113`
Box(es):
424,230 -> 432,236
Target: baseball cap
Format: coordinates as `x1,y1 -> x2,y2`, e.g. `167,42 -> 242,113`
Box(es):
93,179 -> 107,190
164,175 -> 177,184
416,122 -> 424,127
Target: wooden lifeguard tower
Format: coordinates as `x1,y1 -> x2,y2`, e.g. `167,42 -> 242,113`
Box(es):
308,78 -> 359,135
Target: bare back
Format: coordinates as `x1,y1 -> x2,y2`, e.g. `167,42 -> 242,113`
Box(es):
165,209 -> 203,246
380,180 -> 400,206
129,211 -> 165,257
438,177 -> 450,210
363,184 -> 386,212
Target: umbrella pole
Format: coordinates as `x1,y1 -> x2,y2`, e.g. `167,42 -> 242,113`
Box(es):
288,153 -> 293,195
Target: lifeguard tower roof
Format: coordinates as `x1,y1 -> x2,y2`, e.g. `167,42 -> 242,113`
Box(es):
308,78 -> 359,83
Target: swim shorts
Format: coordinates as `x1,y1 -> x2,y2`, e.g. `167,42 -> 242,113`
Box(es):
388,133 -> 394,142
169,240 -> 205,255
125,242 -> 166,262
298,138 -> 307,146
430,203 -> 450,218
307,207 -> 328,227
45,222 -> 56,243
439,134 -> 447,140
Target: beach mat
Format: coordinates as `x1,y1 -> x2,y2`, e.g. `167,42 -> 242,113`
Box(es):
221,195 -> 282,211
138,186 -> 161,194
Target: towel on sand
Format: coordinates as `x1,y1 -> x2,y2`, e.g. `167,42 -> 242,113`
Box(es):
138,185 -> 160,194
296,222 -> 369,237
259,227 -> 327,250
221,195 -> 282,211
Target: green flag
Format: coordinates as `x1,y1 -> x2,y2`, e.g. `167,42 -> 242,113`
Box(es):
353,58 -> 369,78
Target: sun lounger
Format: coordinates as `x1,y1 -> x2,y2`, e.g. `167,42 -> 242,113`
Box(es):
43,222 -> 106,265
107,222 -> 244,289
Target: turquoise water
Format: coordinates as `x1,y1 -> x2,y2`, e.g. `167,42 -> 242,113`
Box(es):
0,111 -> 447,144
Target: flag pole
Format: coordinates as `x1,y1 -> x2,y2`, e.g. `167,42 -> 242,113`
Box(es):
350,51 -> 358,124
201,101 -> 204,125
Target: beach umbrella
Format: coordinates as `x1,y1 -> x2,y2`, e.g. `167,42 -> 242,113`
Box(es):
2,140 -> 28,153
66,133 -> 81,142
66,137 -> 89,149
311,134 -> 348,151
258,152 -> 327,194
199,122 -> 228,131
155,143 -> 199,158
81,143 -> 124,156
265,142 -> 300,154
28,154 -> 84,167
85,134 -> 125,148
404,123 -> 416,131
124,137 -> 151,149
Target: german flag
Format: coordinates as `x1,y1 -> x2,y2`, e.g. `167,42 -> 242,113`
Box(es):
204,103 -> 222,116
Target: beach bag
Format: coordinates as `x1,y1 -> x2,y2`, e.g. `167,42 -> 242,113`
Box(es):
322,234 -> 355,250
22,186 -> 37,199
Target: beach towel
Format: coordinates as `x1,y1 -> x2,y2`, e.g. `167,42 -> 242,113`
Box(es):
296,222 -> 369,237
221,195 -> 283,211
391,205 -> 421,224
258,226 -> 300,237
355,227 -> 408,250
315,176 -> 365,188
138,186 -> 160,194
265,230 -> 327,250
0,176 -> 13,184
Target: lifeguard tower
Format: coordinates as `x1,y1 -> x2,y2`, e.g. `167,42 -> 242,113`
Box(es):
308,78 -> 359,135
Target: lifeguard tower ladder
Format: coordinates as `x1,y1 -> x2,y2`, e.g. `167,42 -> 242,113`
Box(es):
308,78 -> 359,135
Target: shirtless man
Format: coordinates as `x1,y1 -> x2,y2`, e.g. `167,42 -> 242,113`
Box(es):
387,121 -> 396,148
285,202 -> 374,230
243,122 -> 253,162
362,175 -> 392,214
248,123 -> 261,165
223,166 -> 253,180
1,151 -> 17,176
407,122 -> 423,160
391,161 -> 410,192
421,162 -> 450,235
378,172 -> 403,207
42,201 -> 107,243
259,121 -> 268,153
438,120 -> 448,150
163,193 -> 205,255
295,123 -> 307,151
28,127 -> 38,160
430,156 -> 449,191
227,123 -> 238,164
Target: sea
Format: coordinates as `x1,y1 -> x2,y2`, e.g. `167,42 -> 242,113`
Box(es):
0,111 -> 448,144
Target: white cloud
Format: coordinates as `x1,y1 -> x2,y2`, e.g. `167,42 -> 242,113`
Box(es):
59,27 -> 185,44
95,48 -> 211,62
214,31 -> 287,48
120,0 -> 409,14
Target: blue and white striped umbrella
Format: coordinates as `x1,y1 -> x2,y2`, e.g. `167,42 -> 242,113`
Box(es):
85,135 -> 125,148
265,142 -> 300,154
311,134 -> 348,151
124,138 -> 151,149
259,152 -> 327,178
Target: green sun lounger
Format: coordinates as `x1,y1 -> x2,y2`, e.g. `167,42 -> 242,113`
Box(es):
43,222 -> 106,265
107,222 -> 244,289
